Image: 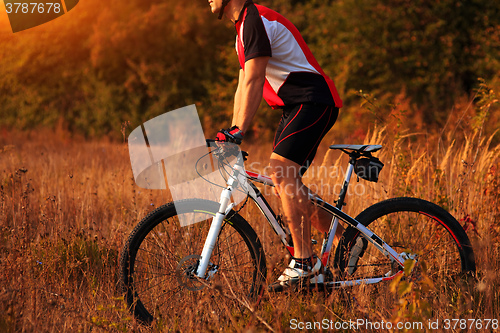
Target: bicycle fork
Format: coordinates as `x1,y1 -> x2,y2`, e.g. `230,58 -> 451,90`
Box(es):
195,161 -> 245,279
195,185 -> 234,278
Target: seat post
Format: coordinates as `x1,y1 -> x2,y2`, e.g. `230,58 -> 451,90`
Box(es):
336,159 -> 355,210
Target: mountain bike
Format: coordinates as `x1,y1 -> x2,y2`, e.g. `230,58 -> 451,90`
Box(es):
119,140 -> 476,325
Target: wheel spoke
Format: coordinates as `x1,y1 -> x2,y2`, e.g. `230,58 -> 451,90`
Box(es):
119,200 -> 266,324
336,198 -> 474,286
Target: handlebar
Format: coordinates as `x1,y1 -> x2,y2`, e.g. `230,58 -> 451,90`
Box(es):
205,139 -> 247,162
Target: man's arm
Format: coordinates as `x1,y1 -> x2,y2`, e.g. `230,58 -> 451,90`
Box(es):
232,56 -> 270,133
233,68 -> 245,126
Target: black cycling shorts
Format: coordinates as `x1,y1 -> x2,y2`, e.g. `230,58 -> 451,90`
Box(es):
272,103 -> 339,176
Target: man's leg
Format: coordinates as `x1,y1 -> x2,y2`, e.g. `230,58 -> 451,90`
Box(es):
268,104 -> 341,289
270,154 -> 344,256
269,153 -> 346,291
309,195 -> 345,245
270,153 -> 314,258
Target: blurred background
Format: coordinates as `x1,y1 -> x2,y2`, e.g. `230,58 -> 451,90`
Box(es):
1,2 -> 499,331
0,0 -> 498,143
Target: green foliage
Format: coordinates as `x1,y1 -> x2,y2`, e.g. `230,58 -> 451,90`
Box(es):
335,0 -> 500,123
390,259 -> 435,331
0,0 -> 233,137
0,0 -> 499,137
91,299 -> 133,332
474,78 -> 499,133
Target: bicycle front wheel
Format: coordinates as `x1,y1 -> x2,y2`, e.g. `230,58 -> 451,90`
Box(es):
119,199 -> 267,327
335,197 -> 475,283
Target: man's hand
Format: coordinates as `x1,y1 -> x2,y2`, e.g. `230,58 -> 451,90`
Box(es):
216,126 -> 244,144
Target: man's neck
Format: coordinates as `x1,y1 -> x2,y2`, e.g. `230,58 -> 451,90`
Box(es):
225,0 -> 248,23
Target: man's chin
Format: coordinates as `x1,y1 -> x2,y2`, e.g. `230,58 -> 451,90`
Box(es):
209,5 -> 220,14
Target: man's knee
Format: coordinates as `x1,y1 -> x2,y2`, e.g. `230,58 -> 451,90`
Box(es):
269,154 -> 302,179
271,173 -> 309,198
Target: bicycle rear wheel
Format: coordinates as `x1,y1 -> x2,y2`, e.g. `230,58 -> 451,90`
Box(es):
119,199 -> 267,327
335,197 -> 475,283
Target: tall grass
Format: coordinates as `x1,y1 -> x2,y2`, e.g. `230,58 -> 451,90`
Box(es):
0,101 -> 499,332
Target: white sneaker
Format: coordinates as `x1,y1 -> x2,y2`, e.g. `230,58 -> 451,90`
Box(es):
268,256 -> 324,292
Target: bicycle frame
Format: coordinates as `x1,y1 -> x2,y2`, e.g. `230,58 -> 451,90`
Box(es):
196,148 -> 407,287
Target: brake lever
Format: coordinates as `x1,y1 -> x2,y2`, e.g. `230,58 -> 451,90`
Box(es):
207,139 -> 240,161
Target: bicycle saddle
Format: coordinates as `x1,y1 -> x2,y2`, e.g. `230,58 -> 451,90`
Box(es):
329,144 -> 382,153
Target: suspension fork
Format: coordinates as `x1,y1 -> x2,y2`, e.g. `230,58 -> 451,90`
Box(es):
195,154 -> 245,278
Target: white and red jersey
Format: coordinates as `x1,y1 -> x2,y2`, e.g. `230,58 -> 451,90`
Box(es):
234,1 -> 342,109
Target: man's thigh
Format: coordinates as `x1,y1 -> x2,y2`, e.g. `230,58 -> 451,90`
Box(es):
273,104 -> 338,174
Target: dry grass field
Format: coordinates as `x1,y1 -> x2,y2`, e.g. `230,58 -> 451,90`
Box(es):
1,102 -> 499,332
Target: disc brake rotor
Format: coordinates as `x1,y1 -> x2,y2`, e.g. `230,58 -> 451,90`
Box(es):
176,255 -> 218,291
176,255 -> 204,291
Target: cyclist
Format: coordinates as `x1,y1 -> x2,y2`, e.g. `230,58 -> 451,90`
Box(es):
209,0 -> 343,291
